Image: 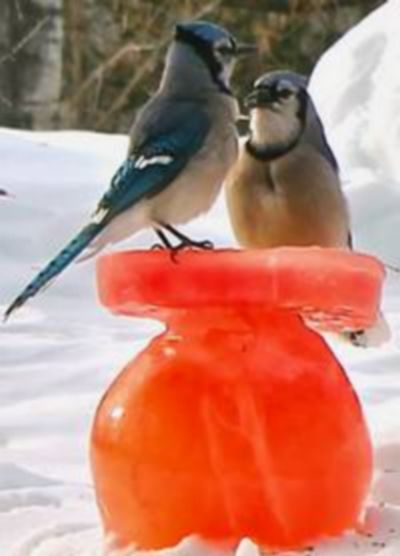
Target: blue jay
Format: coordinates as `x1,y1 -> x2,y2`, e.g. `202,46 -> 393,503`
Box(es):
226,70 -> 349,249
5,21 -> 254,320
225,70 -> 389,346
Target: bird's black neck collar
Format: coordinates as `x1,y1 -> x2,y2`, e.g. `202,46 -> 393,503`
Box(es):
245,134 -> 301,162
175,27 -> 233,96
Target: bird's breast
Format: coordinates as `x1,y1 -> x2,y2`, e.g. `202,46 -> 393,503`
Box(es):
150,122 -> 238,226
225,147 -> 349,249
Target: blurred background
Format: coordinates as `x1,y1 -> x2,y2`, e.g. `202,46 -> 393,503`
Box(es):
0,0 -> 383,134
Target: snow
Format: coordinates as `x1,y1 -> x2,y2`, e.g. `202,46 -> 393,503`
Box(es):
309,0 -> 400,265
2,1 -> 400,553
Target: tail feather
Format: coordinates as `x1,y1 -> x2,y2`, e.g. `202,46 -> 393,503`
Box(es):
4,222 -> 104,321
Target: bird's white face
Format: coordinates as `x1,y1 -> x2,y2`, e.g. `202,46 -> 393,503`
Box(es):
248,79 -> 304,149
173,23 -> 255,95
212,37 -> 237,86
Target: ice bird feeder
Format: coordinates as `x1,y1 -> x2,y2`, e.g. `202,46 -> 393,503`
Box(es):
91,247 -> 384,552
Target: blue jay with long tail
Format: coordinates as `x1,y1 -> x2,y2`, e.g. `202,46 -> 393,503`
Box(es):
5,21 -> 255,320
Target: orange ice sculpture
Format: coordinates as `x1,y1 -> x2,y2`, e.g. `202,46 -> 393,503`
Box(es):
91,247 -> 384,552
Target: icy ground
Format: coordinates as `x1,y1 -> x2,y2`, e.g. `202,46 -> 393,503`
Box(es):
2,0 -> 400,554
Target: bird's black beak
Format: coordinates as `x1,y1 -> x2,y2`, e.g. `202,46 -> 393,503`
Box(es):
244,87 -> 272,109
235,43 -> 257,57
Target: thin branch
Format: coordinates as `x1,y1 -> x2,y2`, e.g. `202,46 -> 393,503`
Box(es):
64,0 -> 166,117
95,0 -> 222,128
95,44 -> 163,128
13,0 -> 24,21
0,91 -> 12,107
193,0 -> 223,19
0,15 -> 50,66
66,42 -> 156,109
62,0 -> 223,129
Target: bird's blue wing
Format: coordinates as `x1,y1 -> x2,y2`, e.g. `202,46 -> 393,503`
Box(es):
96,109 -> 211,222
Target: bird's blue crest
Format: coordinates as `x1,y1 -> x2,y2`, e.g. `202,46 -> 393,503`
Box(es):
254,70 -> 308,91
175,21 -> 235,46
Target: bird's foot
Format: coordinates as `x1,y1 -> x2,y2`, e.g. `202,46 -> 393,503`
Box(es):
169,239 -> 215,263
153,225 -> 214,261
176,238 -> 214,251
151,242 -> 167,251
151,238 -> 214,263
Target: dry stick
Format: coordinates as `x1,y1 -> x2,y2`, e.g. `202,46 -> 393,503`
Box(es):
66,43 -> 156,109
193,0 -> 223,19
67,0 -> 167,112
92,3 -> 170,128
65,0 -> 222,128
92,71 -> 104,116
96,0 -> 222,128
0,16 -> 50,66
0,91 -> 12,107
95,47 -> 163,129
92,0 -> 180,125
13,0 -> 24,21
0,14 -> 50,106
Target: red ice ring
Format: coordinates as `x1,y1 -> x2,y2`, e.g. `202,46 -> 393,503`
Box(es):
97,246 -> 384,331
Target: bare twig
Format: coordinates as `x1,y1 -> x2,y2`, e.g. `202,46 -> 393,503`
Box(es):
0,91 -> 12,107
13,0 -> 24,21
193,0 -> 223,19
65,0 -> 166,116
95,0 -> 222,128
66,42 -> 155,109
62,0 -> 223,129
0,15 -> 50,66
95,44 -> 163,128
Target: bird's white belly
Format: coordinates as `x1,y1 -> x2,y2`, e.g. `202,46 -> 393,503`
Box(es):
150,127 -> 238,225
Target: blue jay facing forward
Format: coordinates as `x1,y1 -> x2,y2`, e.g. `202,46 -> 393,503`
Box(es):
226,71 -> 349,249
225,70 -> 390,347
5,21 -> 255,320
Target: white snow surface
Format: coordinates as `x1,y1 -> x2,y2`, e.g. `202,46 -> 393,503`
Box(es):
2,1 -> 400,554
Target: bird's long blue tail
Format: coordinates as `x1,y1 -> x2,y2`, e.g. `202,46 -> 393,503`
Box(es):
4,222 -> 104,321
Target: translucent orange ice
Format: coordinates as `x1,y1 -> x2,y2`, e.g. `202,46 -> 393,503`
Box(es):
91,248 -> 384,551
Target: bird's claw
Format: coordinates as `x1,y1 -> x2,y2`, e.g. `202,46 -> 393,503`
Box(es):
152,226 -> 214,262
195,239 -> 214,250
173,238 -> 214,252
167,238 -> 214,263
151,242 -> 166,251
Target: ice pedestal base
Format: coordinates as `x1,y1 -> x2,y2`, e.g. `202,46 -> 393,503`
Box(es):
91,248 -> 384,551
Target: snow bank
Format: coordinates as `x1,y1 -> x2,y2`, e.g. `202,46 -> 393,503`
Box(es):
309,0 -> 400,263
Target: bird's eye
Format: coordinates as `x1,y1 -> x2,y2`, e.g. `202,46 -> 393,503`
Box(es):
216,42 -> 234,56
278,87 -> 294,99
